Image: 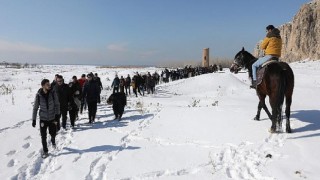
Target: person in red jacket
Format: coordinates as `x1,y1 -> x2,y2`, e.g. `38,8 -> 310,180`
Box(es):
78,74 -> 86,88
78,74 -> 87,114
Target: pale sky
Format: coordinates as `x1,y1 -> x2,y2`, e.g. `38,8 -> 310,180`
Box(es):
0,0 -> 310,66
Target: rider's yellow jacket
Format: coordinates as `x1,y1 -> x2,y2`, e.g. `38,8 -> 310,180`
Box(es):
261,28 -> 282,57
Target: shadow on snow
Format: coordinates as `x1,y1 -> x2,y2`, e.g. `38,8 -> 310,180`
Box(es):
73,112 -> 154,132
289,110 -> 320,139
58,145 -> 140,156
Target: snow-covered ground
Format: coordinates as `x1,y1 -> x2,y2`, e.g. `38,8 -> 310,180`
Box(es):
0,60 -> 319,180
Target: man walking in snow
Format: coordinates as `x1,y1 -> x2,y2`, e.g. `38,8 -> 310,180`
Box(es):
53,75 -> 73,130
69,76 -> 81,126
94,73 -> 103,104
111,74 -> 120,94
119,76 -> 125,93
82,73 -> 100,123
32,79 -> 60,158
125,74 -> 131,96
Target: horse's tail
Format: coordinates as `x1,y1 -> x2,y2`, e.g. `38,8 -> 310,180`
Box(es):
277,71 -> 286,105
276,69 -> 287,124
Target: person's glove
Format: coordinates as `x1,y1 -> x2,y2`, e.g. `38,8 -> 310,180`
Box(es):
32,120 -> 36,128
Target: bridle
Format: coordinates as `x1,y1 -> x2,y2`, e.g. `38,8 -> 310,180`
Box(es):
230,60 -> 242,73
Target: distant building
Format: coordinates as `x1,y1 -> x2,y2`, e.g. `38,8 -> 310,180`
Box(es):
202,48 -> 209,67
253,40 -> 264,58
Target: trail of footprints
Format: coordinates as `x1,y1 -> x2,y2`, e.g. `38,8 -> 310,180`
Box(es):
6,128 -> 285,179
6,136 -> 33,169
8,101 -> 158,180
117,132 -> 287,179
208,133 -> 287,180
85,110 -> 159,180
0,119 -> 32,134
10,129 -> 75,179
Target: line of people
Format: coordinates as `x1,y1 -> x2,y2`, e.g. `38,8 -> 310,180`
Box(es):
111,72 -> 157,97
32,65 -> 223,158
32,66 -> 223,157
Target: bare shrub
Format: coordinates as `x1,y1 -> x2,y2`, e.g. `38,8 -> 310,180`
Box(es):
0,84 -> 16,95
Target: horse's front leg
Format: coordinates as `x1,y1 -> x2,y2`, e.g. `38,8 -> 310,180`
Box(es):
262,102 -> 272,120
254,101 -> 263,120
255,95 -> 271,121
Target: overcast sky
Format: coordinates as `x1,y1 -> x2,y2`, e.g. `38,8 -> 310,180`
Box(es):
0,0 -> 310,66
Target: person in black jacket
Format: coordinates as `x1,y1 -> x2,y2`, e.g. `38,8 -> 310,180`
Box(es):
69,76 -> 81,125
32,79 -> 60,158
94,73 -> 103,104
149,76 -> 156,94
119,76 -> 125,93
125,74 -> 131,95
107,92 -> 127,120
50,74 -> 59,88
132,74 -> 142,97
53,75 -> 73,130
111,75 -> 120,94
82,73 -> 100,123
136,73 -> 144,96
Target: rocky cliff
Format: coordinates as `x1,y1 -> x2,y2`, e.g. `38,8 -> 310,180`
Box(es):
254,0 -> 320,62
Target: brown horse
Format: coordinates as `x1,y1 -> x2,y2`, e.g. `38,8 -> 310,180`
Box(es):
230,48 -> 294,133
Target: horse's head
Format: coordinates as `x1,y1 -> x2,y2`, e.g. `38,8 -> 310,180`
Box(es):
230,47 -> 255,73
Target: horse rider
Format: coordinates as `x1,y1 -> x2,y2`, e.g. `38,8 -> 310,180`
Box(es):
251,25 -> 282,88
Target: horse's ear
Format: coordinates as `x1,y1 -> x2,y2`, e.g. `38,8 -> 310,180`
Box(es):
241,47 -> 245,52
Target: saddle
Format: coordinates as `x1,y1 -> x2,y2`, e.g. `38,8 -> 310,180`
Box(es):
256,57 -> 280,86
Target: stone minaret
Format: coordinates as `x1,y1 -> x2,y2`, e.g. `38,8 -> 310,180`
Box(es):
253,40 -> 264,58
202,48 -> 209,67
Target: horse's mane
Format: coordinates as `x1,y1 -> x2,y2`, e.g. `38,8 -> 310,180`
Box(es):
241,51 -> 257,79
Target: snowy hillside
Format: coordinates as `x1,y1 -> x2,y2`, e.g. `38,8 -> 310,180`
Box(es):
0,61 -> 320,180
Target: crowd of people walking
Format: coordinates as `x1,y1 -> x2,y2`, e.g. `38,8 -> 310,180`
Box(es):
32,65 -> 223,158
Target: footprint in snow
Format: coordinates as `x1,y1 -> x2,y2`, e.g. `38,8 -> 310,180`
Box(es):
7,159 -> 16,167
6,150 -> 16,156
27,151 -> 36,158
22,143 -> 31,149
24,136 -> 32,140
73,155 -> 82,162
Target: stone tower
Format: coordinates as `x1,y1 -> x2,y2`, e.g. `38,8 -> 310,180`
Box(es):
202,48 -> 209,67
253,40 -> 264,58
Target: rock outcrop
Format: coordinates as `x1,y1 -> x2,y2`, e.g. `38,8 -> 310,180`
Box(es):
254,0 -> 320,62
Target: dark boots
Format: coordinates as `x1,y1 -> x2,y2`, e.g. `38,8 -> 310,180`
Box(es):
250,80 -> 257,89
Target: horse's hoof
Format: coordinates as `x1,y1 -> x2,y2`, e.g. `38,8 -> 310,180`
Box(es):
268,128 -> 276,133
253,116 -> 260,121
286,128 -> 292,133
